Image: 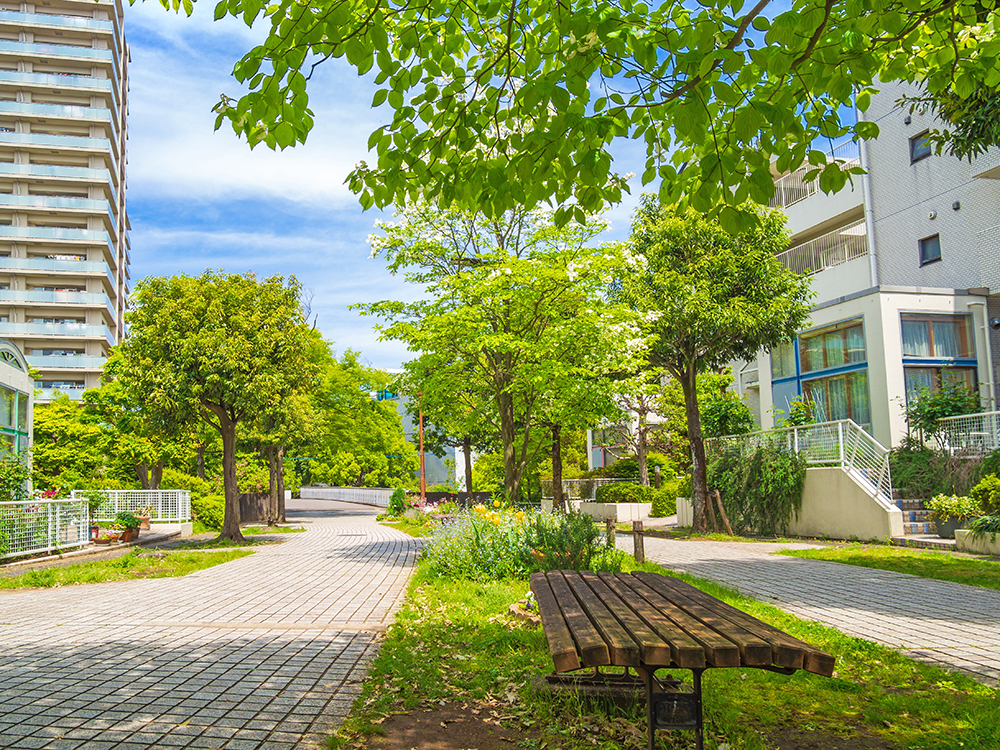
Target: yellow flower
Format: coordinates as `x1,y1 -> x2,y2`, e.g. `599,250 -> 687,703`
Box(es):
493,499 -> 501,508
515,511 -> 526,521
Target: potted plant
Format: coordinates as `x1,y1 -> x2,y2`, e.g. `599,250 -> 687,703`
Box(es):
114,512 -> 141,542
136,505 -> 153,530
926,494 -> 981,539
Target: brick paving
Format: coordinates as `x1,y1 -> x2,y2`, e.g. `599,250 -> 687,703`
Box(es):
627,535 -> 1000,686
0,499 -> 418,749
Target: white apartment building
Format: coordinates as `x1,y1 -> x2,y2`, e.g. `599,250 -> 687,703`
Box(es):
736,80 -> 1000,449
0,0 -> 129,402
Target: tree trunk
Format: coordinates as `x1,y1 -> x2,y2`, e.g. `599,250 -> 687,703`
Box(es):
680,363 -> 709,532
215,409 -> 244,542
637,411 -> 650,486
196,444 -> 206,480
136,464 -> 150,490
462,435 -> 473,505
277,446 -> 286,523
266,446 -> 279,526
551,424 -> 563,508
150,461 -> 163,490
498,389 -> 521,502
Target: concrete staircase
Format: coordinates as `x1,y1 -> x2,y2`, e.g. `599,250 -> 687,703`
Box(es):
890,492 -> 956,550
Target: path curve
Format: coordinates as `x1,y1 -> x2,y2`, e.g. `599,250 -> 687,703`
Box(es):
0,499 -> 418,749
625,535 -> 1000,685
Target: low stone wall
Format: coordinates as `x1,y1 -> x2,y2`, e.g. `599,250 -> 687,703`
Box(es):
956,529 -> 1000,555
580,502 -> 652,522
238,493 -> 271,523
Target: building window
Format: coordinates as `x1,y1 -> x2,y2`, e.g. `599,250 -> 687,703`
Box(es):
919,234 -> 941,265
901,314 -> 973,359
904,367 -> 978,401
770,341 -> 796,380
910,131 -> 932,162
799,319 -> 866,374
803,370 -> 871,427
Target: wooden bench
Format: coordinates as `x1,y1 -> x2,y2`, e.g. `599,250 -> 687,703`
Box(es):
530,570 -> 836,750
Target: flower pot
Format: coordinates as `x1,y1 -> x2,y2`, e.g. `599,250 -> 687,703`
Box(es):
90,525 -> 101,541
120,528 -> 135,543
138,516 -> 151,530
935,516 -> 973,539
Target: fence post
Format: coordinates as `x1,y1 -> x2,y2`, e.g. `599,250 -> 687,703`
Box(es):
606,517 -> 616,548
838,422 -> 845,467
632,521 -> 645,564
793,427 -> 799,454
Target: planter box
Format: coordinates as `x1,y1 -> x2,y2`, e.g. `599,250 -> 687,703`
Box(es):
955,529 -> 1000,555
934,516 -> 972,539
541,498 -> 583,513
579,502 -> 652,522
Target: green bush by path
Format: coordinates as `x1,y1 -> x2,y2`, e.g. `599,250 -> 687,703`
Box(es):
192,493 -> 225,531
650,475 -> 690,517
971,474 -> 1000,515
594,482 -> 654,503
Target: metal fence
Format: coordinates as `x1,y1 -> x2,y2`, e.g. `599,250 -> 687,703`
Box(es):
71,489 -> 192,522
769,141 -> 861,210
938,410 -> 1000,456
775,221 -> 868,275
540,478 -> 626,501
0,498 -> 90,561
299,486 -> 393,507
706,419 -> 893,503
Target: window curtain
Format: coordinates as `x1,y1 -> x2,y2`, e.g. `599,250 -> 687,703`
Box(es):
827,376 -> 848,420
824,332 -> 844,368
848,371 -> 871,426
804,380 -> 829,421
904,368 -> 935,401
801,336 -> 824,372
901,320 -> 930,356
931,320 -> 960,358
0,387 -> 12,429
845,325 -> 866,363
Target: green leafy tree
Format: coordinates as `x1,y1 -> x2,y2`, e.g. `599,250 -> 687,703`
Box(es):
112,271 -> 313,542
147,0 -> 1000,231
359,204 -> 639,503
31,396 -> 108,492
905,383 -> 983,446
616,200 -> 811,531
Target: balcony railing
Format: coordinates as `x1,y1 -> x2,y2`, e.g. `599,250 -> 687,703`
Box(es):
938,410 -> 1000,456
35,386 -> 84,401
775,221 -> 868,275
0,163 -> 115,200
0,11 -> 114,32
26,354 -> 107,370
0,194 -> 117,230
0,322 -> 115,344
769,141 -> 862,210
0,70 -> 113,92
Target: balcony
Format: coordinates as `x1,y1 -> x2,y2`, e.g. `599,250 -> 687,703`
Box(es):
0,70 -> 112,93
0,225 -> 114,254
35,386 -> 85,401
769,142 -> 861,210
0,193 -> 116,229
0,39 -> 114,67
0,257 -> 116,290
0,321 -> 115,344
26,354 -> 106,370
0,11 -> 114,33
0,290 -> 115,315
775,221 -> 868,275
0,131 -> 119,176
0,163 -> 115,199
0,100 -> 116,139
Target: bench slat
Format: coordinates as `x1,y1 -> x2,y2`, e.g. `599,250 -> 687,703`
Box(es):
640,575 -> 836,674
618,575 -> 741,667
562,571 -> 640,666
579,572 -> 674,666
597,573 -> 706,669
546,571 -> 609,668
635,573 -> 773,667
530,572 -> 581,673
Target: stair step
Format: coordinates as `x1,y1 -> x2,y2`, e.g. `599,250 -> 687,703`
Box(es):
894,499 -> 928,511
901,510 -> 934,523
903,522 -> 935,535
891,535 -> 956,551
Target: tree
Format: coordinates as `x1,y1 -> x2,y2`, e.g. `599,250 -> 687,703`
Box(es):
617,200 -> 811,531
153,0 -> 1000,232
112,271 -> 313,542
601,368 -> 666,487
31,395 -> 107,492
359,204 -> 639,503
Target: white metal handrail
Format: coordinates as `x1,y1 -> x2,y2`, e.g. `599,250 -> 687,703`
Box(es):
937,410 -> 1000,456
775,221 -> 868,275
540,478 -> 626,501
71,489 -> 192,522
300,486 -> 394,508
707,419 -> 893,503
0,498 -> 90,561
769,141 -> 861,210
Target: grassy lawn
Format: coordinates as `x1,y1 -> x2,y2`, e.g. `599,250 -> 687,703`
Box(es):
0,548 -> 252,589
242,525 -> 306,535
330,562 -> 999,750
778,544 -> 1000,591
639,526 -> 801,544
379,516 -> 437,538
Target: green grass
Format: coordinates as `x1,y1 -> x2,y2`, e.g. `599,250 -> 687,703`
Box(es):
641,526 -> 801,544
241,525 -> 306,535
778,544 -> 1000,591
379,516 -> 437,538
162,536 -> 279,550
329,561 -> 1000,750
0,548 -> 252,589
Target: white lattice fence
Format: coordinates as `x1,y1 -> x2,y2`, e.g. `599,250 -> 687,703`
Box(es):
0,499 -> 90,561
71,490 -> 192,523
938,410 -> 1000,456
299,486 -> 393,507
540,478 -> 626,501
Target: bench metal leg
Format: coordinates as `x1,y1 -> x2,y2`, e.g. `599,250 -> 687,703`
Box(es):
641,667 -> 705,750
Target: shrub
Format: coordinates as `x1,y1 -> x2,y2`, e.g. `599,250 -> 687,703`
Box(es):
889,440 -> 984,499
905,383 -> 982,444
971,474 -> 1000,516
161,468 -> 212,502
926,494 -> 982,521
707,441 -> 806,536
981,450 -> 1000,479
114,511 -> 140,530
421,506 -> 531,580
521,511 -> 600,572
650,474 -> 692,517
387,488 -> 406,516
192,493 -> 225,530
588,546 -> 632,573
594,482 -> 655,503
968,514 -> 1000,542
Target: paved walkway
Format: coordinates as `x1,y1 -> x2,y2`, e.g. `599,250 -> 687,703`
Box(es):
624,535 -> 1000,686
0,499 -> 419,749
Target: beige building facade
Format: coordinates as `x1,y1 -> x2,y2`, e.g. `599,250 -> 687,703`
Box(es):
0,0 -> 128,402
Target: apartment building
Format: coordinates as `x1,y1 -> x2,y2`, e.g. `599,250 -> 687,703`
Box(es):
0,0 -> 128,402
735,79 -> 1000,449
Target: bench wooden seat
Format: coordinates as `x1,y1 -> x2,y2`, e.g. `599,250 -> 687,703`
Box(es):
530,570 -> 836,750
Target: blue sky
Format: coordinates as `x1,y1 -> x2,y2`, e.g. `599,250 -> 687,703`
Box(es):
123,5 -> 645,370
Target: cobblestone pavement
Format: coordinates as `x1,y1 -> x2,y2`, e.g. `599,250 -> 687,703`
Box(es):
0,499 -> 418,749
625,535 -> 1000,686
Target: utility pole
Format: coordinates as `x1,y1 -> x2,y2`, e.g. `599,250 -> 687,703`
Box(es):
418,393 -> 426,507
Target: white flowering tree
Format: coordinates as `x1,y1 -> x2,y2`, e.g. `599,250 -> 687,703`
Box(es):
357,203 -> 642,503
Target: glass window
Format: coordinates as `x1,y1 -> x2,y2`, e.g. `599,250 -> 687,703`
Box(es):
905,366 -> 977,403
0,386 -> 12,428
910,131 -> 932,161
772,379 -> 800,420
919,234 -> 941,265
770,341 -> 796,380
800,320 -> 866,373
803,370 -> 871,427
16,391 -> 27,432
900,314 -> 973,358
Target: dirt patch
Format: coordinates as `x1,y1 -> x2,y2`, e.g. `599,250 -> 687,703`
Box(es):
765,726 -> 894,750
369,703 -> 540,750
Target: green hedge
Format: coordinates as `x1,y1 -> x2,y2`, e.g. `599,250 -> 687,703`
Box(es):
594,482 -> 655,504
971,474 -> 1000,515
650,476 -> 691,517
192,493 -> 225,530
